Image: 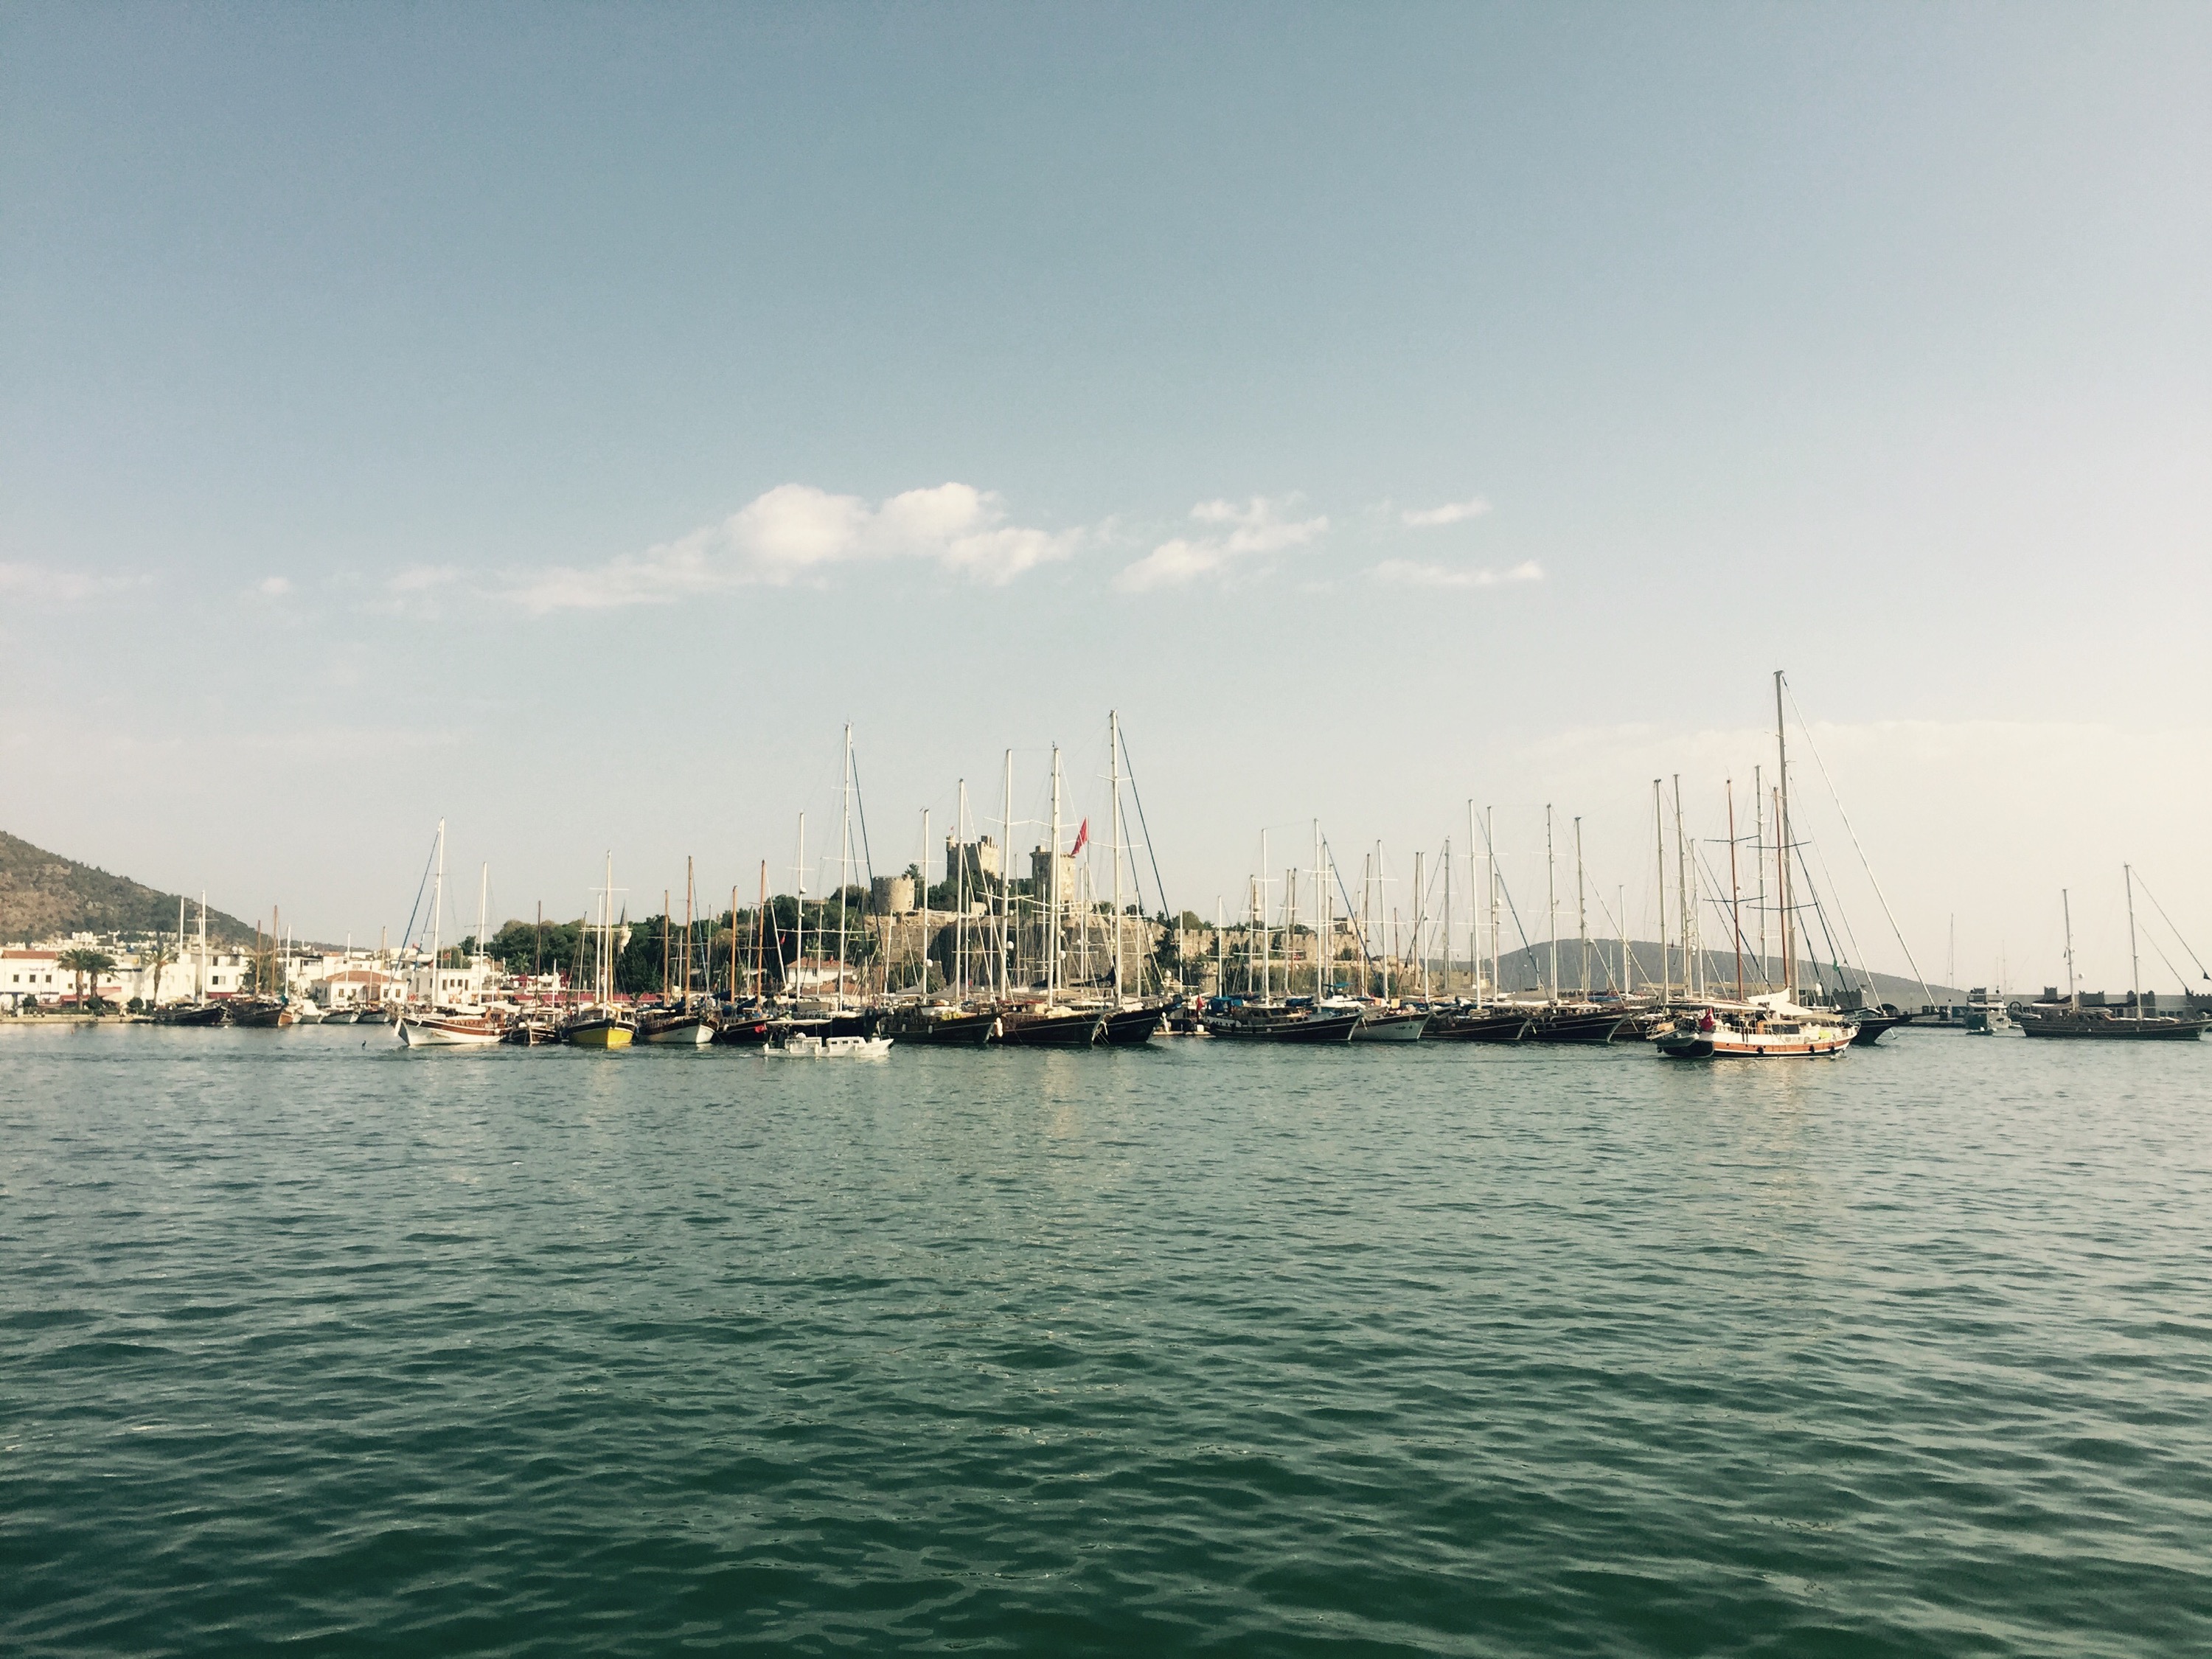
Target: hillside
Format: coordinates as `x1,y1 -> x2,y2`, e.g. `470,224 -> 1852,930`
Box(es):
0,830 -> 257,946
1487,940 -> 1955,1006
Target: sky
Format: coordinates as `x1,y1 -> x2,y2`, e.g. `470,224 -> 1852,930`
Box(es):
3,2 -> 2208,993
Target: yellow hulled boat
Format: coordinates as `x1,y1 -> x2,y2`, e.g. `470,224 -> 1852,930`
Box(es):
563,1012 -> 634,1049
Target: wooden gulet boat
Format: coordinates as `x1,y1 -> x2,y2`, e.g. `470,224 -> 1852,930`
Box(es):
561,853 -> 636,1049
2014,876 -> 2211,1040
1654,993 -> 1854,1058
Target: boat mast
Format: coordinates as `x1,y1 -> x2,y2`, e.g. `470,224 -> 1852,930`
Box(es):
661,889 -> 671,1001
1618,886 -> 1629,996
198,891 -> 207,1002
428,818 -> 445,1007
1414,849 -> 1428,999
684,857 -> 695,1002
1775,669 -> 1794,1001
754,861 -> 768,997
1545,807 -> 1557,1001
1110,712 -> 1126,1001
1259,829 -> 1270,1001
2062,888 -> 2077,1010
1673,776 -> 1691,1001
1215,895 -> 1225,995
1727,779 -> 1743,1002
1486,807 -> 1499,1003
954,782 -> 967,1001
1313,820 -> 1325,996
999,751 -> 1015,997
1574,817 -> 1587,996
1048,745 -> 1062,1000
2126,863 -> 2142,1020
1652,782 -> 1667,1002
1441,838 -> 1453,995
1465,801 -> 1478,998
793,814 -> 806,1003
920,807 -> 931,995
599,849 -> 613,1007
1753,765 -> 1766,989
837,725 -> 853,1013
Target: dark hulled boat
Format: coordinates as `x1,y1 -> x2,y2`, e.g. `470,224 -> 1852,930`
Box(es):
1526,1004 -> 1629,1044
2014,1004 -> 2208,1040
996,1006 -> 1103,1047
884,1006 -> 999,1046
1422,1006 -> 1529,1043
1200,1001 -> 1360,1043
714,1011 -> 773,1046
1848,1011 -> 1904,1045
152,1001 -> 228,1027
1099,1004 -> 1165,1046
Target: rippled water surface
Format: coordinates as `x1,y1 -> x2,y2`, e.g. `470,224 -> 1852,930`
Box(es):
4,1024 -> 2209,1655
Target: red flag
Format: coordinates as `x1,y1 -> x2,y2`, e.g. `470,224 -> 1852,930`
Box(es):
1069,818 -> 1089,856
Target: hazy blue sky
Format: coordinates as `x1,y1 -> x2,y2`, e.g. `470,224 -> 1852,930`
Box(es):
4,3 -> 2208,990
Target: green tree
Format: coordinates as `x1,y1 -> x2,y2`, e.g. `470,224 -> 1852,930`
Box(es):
143,934 -> 176,1005
58,947 -> 115,1011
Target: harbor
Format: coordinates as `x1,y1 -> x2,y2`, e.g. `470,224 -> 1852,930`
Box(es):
12,680 -> 2205,1054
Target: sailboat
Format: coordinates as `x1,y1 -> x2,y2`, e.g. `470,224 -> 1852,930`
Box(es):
2015,875 -> 2210,1040
1423,806 -> 1531,1042
637,861 -> 716,1045
561,853 -> 636,1048
995,745 -> 1107,1047
1654,672 -> 1855,1060
397,827 -> 502,1046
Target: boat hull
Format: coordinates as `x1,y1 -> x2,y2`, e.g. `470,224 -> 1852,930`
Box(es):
713,1016 -> 774,1046
636,1014 -> 714,1045
1099,1005 -> 1164,1046
1422,1009 -> 1528,1043
997,1009 -> 1102,1047
1203,1010 -> 1361,1043
563,1018 -> 635,1049
151,1003 -> 228,1027
1848,1012 -> 1904,1045
2016,1012 -> 2208,1040
1527,1007 -> 1628,1044
886,1009 -> 999,1046
397,1015 -> 502,1047
1351,1010 -> 1425,1042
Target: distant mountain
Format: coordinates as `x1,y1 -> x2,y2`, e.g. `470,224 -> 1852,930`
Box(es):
0,830 -> 257,946
1483,939 -> 1957,1007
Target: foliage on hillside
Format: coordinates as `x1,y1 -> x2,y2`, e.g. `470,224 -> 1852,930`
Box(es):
0,830 -> 256,946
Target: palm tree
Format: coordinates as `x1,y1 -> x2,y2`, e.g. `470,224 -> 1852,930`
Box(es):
57,947 -> 116,1012
145,934 -> 177,1006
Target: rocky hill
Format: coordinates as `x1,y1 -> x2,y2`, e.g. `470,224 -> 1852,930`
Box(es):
0,830 -> 257,945
1487,939 -> 1953,1006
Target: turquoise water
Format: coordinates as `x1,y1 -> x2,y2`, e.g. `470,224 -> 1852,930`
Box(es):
4,1026 -> 2208,1655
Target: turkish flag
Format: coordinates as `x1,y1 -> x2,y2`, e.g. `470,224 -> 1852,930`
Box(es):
1069,819 -> 1090,856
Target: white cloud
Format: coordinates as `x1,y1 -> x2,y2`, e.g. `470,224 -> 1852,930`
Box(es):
1400,497 -> 1492,528
254,576 -> 293,597
504,482 -> 1079,613
1371,557 -> 1541,589
389,565 -> 458,594
1113,497 -> 1329,593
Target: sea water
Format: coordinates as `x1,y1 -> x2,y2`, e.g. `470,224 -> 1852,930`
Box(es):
4,1026 -> 2208,1655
